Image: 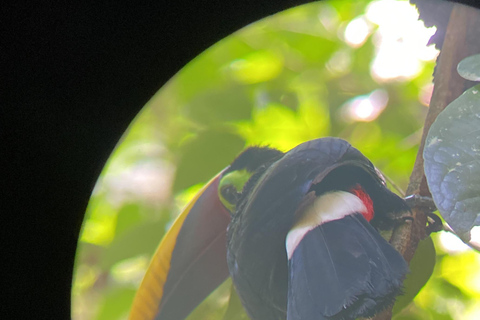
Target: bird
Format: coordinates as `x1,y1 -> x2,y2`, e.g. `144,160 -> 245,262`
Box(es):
129,137 -> 410,320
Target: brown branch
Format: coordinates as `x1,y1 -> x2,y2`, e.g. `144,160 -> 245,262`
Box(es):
371,3 -> 480,320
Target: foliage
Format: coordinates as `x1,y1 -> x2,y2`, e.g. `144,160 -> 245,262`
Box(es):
72,1 -> 480,320
424,81 -> 480,240
457,54 -> 480,81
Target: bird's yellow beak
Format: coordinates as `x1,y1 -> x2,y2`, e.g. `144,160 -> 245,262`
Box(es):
130,170 -> 231,320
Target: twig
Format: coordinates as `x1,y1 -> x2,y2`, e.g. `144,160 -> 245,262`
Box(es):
378,169 -> 405,197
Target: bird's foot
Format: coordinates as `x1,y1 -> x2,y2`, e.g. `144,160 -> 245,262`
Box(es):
404,194 -> 443,235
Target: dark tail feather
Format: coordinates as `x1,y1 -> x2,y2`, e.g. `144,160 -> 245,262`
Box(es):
287,214 -> 408,320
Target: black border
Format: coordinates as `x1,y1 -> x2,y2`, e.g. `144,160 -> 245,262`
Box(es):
3,0 -> 478,318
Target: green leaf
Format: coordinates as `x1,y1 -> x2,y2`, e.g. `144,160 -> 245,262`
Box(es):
392,237 -> 436,314
114,203 -> 143,236
275,31 -> 338,64
439,251 -> 480,298
237,102 -> 329,151
457,54 -> 480,81
423,84 -> 480,239
184,86 -> 253,125
173,130 -> 245,193
100,218 -> 168,270
229,50 -> 284,84
222,284 -> 250,320
95,286 -> 136,320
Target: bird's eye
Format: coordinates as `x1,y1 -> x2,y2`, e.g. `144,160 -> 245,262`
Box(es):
220,185 -> 241,209
218,169 -> 252,213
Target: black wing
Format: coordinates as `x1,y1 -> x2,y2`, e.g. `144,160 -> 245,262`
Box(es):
287,214 -> 408,320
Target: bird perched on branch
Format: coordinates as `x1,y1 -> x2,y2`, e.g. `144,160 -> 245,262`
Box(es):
130,137 -> 410,320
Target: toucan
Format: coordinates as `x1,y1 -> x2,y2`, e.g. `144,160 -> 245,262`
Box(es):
129,137 -> 411,320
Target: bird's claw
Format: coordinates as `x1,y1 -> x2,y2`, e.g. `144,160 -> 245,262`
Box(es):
404,194 -> 443,234
426,212 -> 443,234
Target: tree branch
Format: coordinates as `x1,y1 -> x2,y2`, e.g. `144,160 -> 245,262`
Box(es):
371,3 -> 480,320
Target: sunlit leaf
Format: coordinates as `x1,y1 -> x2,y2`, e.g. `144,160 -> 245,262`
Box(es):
424,84 -> 480,239
230,50 -> 284,84
440,251 -> 480,297
457,54 -> 480,81
73,264 -> 100,292
80,199 -> 117,246
237,102 -> 329,151
175,183 -> 205,210
110,256 -> 149,284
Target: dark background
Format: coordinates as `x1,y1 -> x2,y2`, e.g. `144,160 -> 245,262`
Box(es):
2,0 -> 478,318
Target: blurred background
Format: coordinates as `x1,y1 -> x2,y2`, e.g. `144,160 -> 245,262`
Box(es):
72,0 -> 480,319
